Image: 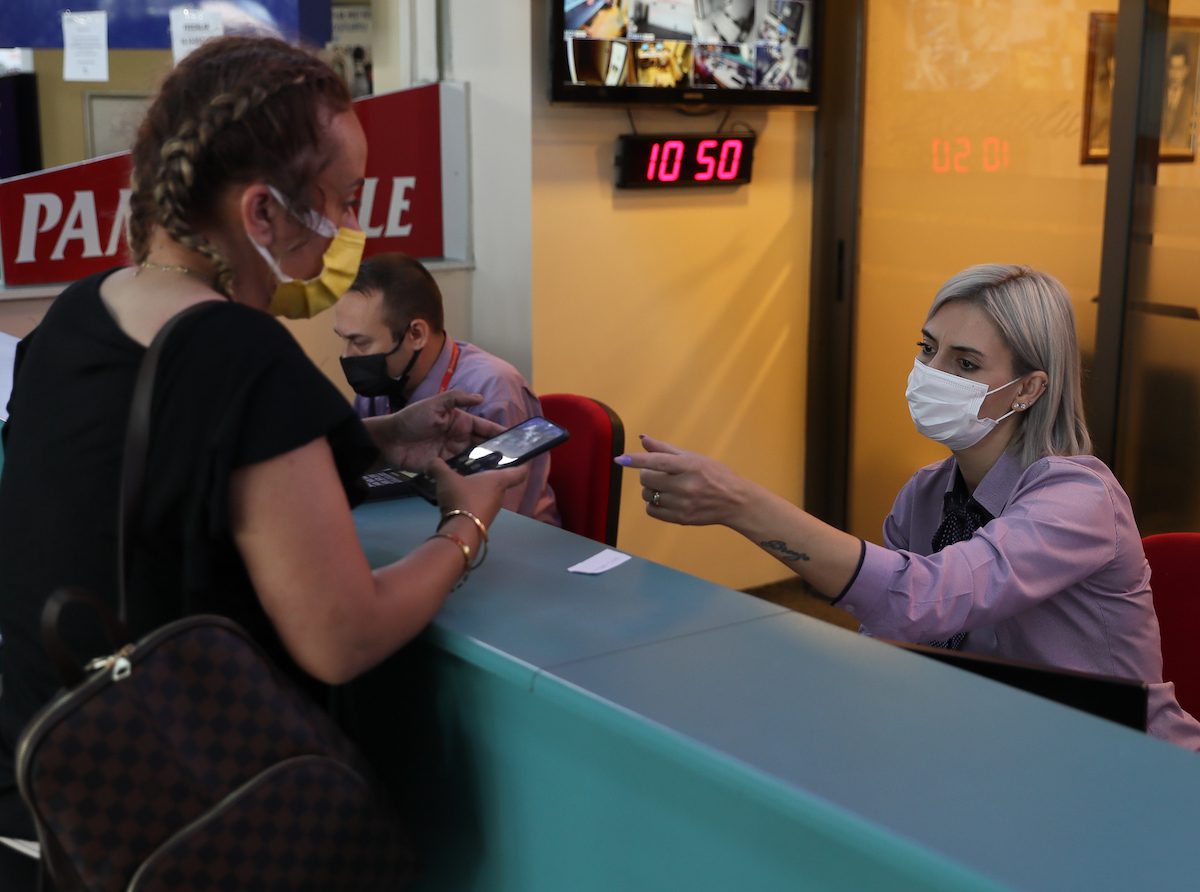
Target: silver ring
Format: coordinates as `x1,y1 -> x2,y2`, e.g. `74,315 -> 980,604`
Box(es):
651,490 -> 662,508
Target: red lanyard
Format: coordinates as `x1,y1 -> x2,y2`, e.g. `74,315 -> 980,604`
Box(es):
437,340 -> 461,394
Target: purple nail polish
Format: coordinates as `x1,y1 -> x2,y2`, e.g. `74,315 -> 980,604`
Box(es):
615,455 -> 632,466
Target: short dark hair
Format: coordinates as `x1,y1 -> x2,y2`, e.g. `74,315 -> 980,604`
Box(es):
349,252 -> 444,334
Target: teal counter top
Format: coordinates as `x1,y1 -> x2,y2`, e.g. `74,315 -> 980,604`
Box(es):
355,499 -> 1200,891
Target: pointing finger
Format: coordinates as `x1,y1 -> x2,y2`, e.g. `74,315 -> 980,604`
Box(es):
638,434 -> 683,455
615,451 -> 685,473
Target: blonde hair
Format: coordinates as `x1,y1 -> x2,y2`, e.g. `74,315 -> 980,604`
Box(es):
927,264 -> 1092,467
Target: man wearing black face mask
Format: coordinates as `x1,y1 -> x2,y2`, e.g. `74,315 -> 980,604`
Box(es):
334,252 -> 560,525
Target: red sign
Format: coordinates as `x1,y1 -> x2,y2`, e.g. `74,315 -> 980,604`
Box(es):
354,85 -> 443,260
0,83 -> 467,288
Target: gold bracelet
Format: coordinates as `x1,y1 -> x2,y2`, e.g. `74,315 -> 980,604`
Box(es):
427,531 -> 472,588
439,509 -> 488,569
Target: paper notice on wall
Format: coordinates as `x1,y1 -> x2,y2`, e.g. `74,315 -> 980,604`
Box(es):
0,49 -> 34,75
62,11 -> 109,82
331,5 -> 372,46
169,7 -> 224,64
326,6 -> 373,98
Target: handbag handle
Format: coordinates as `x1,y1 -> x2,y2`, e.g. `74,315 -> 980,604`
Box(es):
116,300 -> 223,620
41,587 -> 131,689
40,300 -> 222,687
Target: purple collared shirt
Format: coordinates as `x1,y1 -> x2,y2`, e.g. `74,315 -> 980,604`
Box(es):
355,336 -> 560,526
840,450 -> 1200,749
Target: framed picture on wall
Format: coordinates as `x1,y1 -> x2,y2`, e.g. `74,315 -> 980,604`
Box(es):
84,92 -> 152,159
1081,12 -> 1200,164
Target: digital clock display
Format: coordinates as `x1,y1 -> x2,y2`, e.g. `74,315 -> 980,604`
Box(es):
615,133 -> 756,189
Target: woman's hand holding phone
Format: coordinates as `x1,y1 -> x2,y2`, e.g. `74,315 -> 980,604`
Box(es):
428,458 -> 529,531
391,413 -> 568,505
365,390 -> 507,472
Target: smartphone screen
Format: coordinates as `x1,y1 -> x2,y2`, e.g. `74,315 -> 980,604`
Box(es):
450,416 -> 569,474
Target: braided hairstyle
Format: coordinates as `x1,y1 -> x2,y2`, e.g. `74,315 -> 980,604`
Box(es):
127,36 -> 352,296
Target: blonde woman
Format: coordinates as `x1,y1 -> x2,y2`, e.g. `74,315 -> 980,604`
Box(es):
622,264 -> 1200,749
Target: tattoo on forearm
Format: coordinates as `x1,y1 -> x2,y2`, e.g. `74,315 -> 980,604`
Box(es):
760,540 -> 810,562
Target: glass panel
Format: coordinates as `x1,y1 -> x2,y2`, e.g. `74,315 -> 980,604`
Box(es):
850,0 -> 1114,540
1115,0 -> 1200,533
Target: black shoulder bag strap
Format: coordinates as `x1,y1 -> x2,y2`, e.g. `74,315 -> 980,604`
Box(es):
116,300 -> 226,621
42,300 -> 224,690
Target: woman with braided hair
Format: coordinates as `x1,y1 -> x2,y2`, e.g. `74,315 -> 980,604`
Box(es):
0,36 -> 523,876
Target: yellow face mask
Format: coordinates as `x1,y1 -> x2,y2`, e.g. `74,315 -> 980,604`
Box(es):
250,186 -> 367,319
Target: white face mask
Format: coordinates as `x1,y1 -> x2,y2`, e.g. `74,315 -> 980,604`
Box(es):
905,359 -> 1022,451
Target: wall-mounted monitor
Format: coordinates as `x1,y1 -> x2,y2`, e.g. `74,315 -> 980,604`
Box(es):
552,1 -> 818,107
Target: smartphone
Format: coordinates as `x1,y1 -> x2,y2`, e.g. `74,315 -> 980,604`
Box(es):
447,415 -> 569,474
360,417 -> 569,505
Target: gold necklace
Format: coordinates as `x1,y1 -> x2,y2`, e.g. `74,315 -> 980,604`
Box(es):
137,261 -> 213,285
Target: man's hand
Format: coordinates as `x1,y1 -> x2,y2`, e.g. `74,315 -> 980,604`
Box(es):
364,390 -> 506,471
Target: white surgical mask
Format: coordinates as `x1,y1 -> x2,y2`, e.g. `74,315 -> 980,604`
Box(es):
905,360 -> 1022,451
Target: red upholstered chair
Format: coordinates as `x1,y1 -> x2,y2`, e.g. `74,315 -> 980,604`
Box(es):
1143,533 -> 1200,717
540,394 -> 624,546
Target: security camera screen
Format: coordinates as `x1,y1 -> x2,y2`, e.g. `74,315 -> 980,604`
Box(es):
560,0 -> 812,93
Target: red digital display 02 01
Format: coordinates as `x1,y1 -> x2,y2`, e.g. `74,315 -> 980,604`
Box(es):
930,136 -> 1011,174
615,133 -> 756,188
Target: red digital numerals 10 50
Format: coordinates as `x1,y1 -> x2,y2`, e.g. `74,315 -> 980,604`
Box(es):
930,137 -> 1010,174
645,138 -> 745,182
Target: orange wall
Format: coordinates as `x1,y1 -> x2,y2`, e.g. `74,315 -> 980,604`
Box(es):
530,97 -> 815,589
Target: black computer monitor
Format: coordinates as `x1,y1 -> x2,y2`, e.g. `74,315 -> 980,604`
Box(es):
0,73 -> 43,178
891,641 -> 1148,732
